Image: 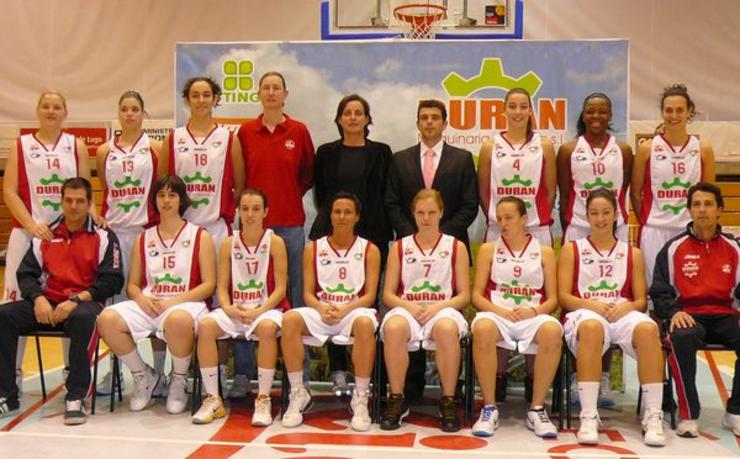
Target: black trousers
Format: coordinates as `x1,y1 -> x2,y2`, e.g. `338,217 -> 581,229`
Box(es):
0,300 -> 102,402
665,313 -> 740,420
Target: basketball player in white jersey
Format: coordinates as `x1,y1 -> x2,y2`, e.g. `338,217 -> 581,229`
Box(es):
478,88 -> 556,246
380,189 -> 470,432
97,175 -> 216,414
192,189 -> 288,426
2,91 -> 93,391
558,189 -> 665,447
558,93 -> 632,243
631,84 -> 715,291
95,91 -> 167,397
470,196 -> 562,438
280,192 -> 381,431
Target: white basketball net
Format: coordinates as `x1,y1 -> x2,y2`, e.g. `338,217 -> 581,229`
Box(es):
394,4 -> 446,40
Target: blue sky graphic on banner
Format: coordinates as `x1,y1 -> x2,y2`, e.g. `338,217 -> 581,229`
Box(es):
175,40 -> 628,239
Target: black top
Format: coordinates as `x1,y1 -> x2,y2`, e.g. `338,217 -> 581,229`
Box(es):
310,139 -> 393,251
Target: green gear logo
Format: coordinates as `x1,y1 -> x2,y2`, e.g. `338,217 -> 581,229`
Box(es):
442,58 -> 543,98
223,60 -> 254,92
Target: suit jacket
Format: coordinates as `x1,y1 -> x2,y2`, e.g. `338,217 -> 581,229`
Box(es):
309,139 -> 393,250
385,142 -> 478,251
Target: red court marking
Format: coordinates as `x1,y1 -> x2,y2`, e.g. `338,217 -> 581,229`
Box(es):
703,350 -> 740,448
419,434 -> 487,450
266,432 -> 417,448
302,409 -> 351,431
2,349 -> 111,432
547,443 -> 638,459
405,411 -> 442,429
699,430 -> 719,441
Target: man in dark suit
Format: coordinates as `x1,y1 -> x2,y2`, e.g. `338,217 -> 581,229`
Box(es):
384,99 -> 478,406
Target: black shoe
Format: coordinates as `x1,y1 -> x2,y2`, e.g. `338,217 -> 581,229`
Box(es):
524,374 -> 534,404
380,393 -> 409,430
64,399 -> 87,426
439,395 -> 461,432
495,373 -> 508,403
0,396 -> 20,418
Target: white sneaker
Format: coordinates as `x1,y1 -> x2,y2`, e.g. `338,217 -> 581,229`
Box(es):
252,394 -> 273,426
63,399 -> 87,425
281,385 -> 312,428
642,408 -> 666,447
129,366 -> 159,412
722,412 -> 740,436
472,405 -> 499,437
331,371 -> 351,397
527,408 -> 558,438
15,369 -> 23,395
676,419 -> 699,438
166,373 -> 188,414
349,389 -> 371,432
577,411 -> 601,445
152,373 -> 169,398
192,394 -> 225,424
228,374 -> 250,399
96,370 -> 125,396
598,373 -> 615,409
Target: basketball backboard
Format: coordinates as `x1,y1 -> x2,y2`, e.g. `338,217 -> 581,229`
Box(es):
321,0 -> 523,40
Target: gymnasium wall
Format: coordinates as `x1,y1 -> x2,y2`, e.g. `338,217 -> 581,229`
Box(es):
0,0 -> 738,124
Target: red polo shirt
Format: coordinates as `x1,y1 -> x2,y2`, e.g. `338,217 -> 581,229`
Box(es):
237,114 -> 314,227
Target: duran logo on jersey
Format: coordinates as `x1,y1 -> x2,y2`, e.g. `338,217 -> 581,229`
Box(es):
233,278 -> 265,302
657,177 -> 691,214
404,280 -> 445,302
500,280 -> 537,306
151,272 -> 186,295
110,173 -> 146,212
582,279 -> 620,300
37,173 -> 66,211
579,177 -> 616,198
497,174 -> 536,201
183,171 -> 215,209
320,282 -> 357,304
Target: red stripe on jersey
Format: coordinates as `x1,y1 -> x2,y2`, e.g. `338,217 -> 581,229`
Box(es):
191,227 -> 208,309
535,153 -> 552,226
450,239 -> 458,295
73,135 -> 80,175
639,156 -> 652,225
571,242 -> 581,298
312,239 -> 320,297
14,137 -> 30,228
101,146 -> 111,219
220,131 -> 235,225
620,246 -> 634,301
146,148 -> 159,227
564,173 -> 576,228
167,134 -> 176,174
396,239 -> 404,296
139,233 -> 147,291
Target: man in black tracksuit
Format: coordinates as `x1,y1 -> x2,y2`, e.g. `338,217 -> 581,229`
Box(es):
0,178 -> 123,425
652,182 -> 740,438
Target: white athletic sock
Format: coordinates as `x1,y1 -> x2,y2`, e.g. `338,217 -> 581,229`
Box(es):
355,376 -> 370,393
62,337 -> 71,368
578,381 -> 600,415
171,355 -> 192,375
16,337 -> 27,371
257,367 -> 276,395
200,366 -> 219,397
641,382 -> 664,413
153,350 -> 166,375
288,371 -> 304,390
120,350 -> 146,373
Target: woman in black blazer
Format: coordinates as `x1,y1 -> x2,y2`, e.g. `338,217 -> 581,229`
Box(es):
310,94 -> 392,393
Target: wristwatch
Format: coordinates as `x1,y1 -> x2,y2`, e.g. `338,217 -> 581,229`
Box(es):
69,293 -> 82,304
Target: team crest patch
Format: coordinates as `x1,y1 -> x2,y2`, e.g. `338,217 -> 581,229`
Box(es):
178,138 -> 186,145
655,154 -> 667,161
404,247 -> 414,256
30,144 -> 40,151
722,264 -> 731,274
259,244 -> 268,254
682,261 -> 699,278
354,253 -> 363,261
319,249 -> 329,258
234,251 -> 243,260
405,257 -> 417,264
177,146 -> 188,153
615,253 -> 624,260
211,141 -> 222,148
530,252 -> 539,260
439,250 -> 449,258
581,248 -> 592,257
497,247 -> 505,255
30,152 -> 41,158
182,240 -> 191,248
654,144 -> 665,153
285,139 -> 295,150
496,257 -> 507,263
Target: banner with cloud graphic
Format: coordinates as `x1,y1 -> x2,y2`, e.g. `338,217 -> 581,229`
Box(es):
175,40 -> 628,239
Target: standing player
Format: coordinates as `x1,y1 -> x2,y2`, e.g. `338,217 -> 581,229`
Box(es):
380,189 -> 470,432
192,189 -> 288,426
478,87 -> 556,245
558,189 -> 665,447
97,175 -> 216,414
631,84 -> 715,290
2,90 -> 93,390
470,197 -> 562,438
558,93 -> 632,243
280,192 -> 380,432
95,91 -> 164,396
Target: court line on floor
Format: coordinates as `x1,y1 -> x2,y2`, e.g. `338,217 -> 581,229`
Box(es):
1,430 -> 738,459
704,350 -> 740,448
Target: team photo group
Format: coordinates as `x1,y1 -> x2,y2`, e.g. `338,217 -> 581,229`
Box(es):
0,70 -> 738,450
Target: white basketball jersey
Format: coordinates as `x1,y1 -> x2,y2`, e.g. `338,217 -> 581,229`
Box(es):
141,222 -> 202,298
573,238 -> 632,304
642,134 -> 701,228
102,133 -> 156,229
314,236 -> 368,305
230,229 -> 273,308
170,125 -> 233,226
398,234 -> 457,304
566,135 -> 628,228
17,132 -> 78,225
487,235 -> 544,310
488,133 -> 551,228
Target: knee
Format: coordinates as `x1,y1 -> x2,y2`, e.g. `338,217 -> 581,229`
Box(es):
255,321 -> 278,340
97,309 -> 119,332
432,319 -> 459,341
473,320 -> 497,346
352,317 -> 374,339
163,311 -> 194,337
538,323 -> 563,349
382,317 -> 408,341
578,319 -> 604,341
281,311 -> 303,335
633,321 -> 660,343
198,318 -> 220,339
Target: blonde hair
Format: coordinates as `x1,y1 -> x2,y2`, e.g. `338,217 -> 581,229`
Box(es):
37,90 -> 67,112
411,189 -> 444,213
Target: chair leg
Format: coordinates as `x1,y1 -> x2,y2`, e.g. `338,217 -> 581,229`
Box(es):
91,338 -> 100,415
464,335 -> 474,427
372,336 -> 383,423
280,356 -> 290,416
565,349 -> 572,429
110,355 -> 119,412
190,349 -> 200,416
35,336 -> 47,400
666,349 -> 676,429
554,349 -> 564,430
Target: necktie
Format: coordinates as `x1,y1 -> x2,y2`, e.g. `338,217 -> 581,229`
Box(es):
423,149 -> 436,189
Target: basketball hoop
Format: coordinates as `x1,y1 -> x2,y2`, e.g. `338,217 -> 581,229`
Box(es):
393,3 -> 447,40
